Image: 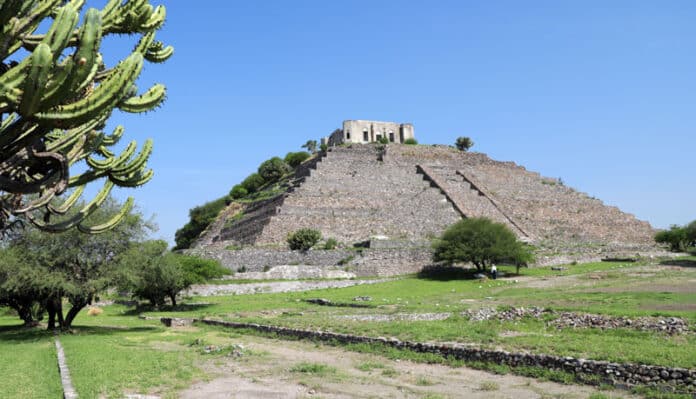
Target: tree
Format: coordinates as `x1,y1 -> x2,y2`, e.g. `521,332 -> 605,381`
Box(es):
655,221 -> 696,252
8,197 -> 151,329
229,185 -> 248,199
116,240 -> 188,307
455,137 -> 474,151
0,248 -> 52,326
240,173 -> 265,193
287,228 -> 322,251
258,157 -> 291,183
284,151 -> 311,168
432,217 -> 532,272
116,243 -> 228,307
0,1 -> 173,234
174,196 -> 228,250
302,140 -> 318,154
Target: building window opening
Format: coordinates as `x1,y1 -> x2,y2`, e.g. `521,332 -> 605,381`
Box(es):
376,134 -> 382,141
389,132 -> 395,142
346,131 -> 351,140
363,131 -> 369,141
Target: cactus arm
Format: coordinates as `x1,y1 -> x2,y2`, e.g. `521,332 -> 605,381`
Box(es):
111,138 -> 152,175
118,84 -> 165,113
19,43 -> 52,115
33,53 -> 143,127
47,184 -> 84,214
26,179 -> 113,232
77,196 -> 132,233
108,168 -> 153,187
144,40 -> 173,63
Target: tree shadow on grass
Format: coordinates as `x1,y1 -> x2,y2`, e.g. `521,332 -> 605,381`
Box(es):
659,259 -> 696,268
122,302 -> 213,316
417,265 -> 486,281
0,324 -> 159,343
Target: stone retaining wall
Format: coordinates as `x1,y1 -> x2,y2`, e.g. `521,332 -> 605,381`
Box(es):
187,247 -> 432,276
160,317 -> 696,392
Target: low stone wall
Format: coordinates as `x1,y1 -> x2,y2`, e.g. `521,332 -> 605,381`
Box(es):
160,317 -> 696,391
187,247 -> 432,276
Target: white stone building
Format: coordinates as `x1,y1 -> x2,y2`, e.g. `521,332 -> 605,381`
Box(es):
322,120 -> 415,146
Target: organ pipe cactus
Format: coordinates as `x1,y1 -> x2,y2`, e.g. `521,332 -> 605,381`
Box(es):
0,0 -> 172,233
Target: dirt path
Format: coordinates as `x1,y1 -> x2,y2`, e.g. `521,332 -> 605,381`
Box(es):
179,335 -> 634,399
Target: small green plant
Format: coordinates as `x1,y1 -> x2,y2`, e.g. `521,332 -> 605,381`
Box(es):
415,376 -> 434,386
479,381 -> 499,391
225,244 -> 242,251
455,136 -> 474,151
287,228 -> 322,251
355,361 -> 386,372
381,367 -> 398,377
320,143 -> 328,152
237,266 -> 247,273
290,362 -> 336,376
262,265 -> 271,272
324,238 -> 338,250
284,151 -> 311,168
337,255 -> 355,266
378,136 -> 390,144
404,138 -> 418,145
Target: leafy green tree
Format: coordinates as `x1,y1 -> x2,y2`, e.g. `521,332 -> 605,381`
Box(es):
8,197 -> 151,329
284,151 -> 311,168
174,196 -> 228,250
0,0 -> 172,233
240,173 -> 265,193
116,240 -> 188,307
258,157 -> 291,183
433,217 -> 532,272
177,255 -> 230,283
655,223 -> 695,252
455,136 -> 474,151
0,248 -> 53,326
229,185 -> 248,199
287,228 -> 322,251
302,140 -> 318,154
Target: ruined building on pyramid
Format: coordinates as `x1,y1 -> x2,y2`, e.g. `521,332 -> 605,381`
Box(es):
190,121 -> 658,276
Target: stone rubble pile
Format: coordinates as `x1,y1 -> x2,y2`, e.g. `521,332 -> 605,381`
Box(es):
460,307 -> 689,335
551,313 -> 689,335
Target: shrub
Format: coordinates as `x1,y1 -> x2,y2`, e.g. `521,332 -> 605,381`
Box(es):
323,238 -> 338,250
118,241 -> 190,308
284,151 -> 311,168
258,157 -> 291,182
455,136 -> 474,151
174,196 -> 229,250
287,228 -> 322,251
320,143 -> 328,152
240,172 -> 266,193
655,223 -> 695,252
378,136 -> 390,144
403,138 -> 418,145
432,217 -> 534,272
176,255 -> 230,283
229,184 -> 248,199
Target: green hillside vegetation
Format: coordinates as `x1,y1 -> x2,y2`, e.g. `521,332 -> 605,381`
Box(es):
174,147 -> 316,250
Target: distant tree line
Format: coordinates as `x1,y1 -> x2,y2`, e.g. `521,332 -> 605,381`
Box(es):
655,221 -> 696,252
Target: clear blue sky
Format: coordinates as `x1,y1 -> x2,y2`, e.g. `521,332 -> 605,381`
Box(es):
100,1 -> 695,245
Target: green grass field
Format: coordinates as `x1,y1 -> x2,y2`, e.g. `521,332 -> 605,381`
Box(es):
0,257 -> 693,397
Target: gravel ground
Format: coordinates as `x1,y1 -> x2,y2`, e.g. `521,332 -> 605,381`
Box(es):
186,278 -> 392,296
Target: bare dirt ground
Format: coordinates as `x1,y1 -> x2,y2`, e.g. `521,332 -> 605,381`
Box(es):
179,335 -> 634,399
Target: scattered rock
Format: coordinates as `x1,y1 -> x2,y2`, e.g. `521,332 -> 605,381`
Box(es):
353,296 -> 373,302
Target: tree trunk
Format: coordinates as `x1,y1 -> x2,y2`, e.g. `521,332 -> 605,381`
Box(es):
46,297 -> 63,330
169,294 -> 177,308
63,301 -> 87,330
